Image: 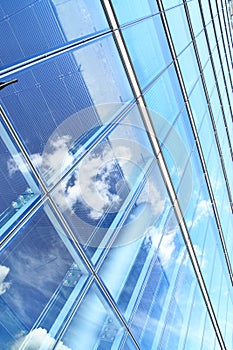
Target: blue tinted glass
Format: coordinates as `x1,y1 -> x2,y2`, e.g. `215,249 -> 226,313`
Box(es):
178,43 -> 200,95
162,109 -> 195,205
203,58 -> 216,97
122,16 -> 172,89
52,105 -> 155,264
0,202 -> 89,349
1,34 -> 133,188
0,119 -> 40,237
0,0 -> 109,68
145,64 -> 184,128
187,0 -> 203,36
188,79 -> 208,130
112,0 -> 158,24
60,283 -> 126,350
206,21 -> 217,52
201,0 -> 212,24
165,4 -> 192,55
196,30 -> 210,67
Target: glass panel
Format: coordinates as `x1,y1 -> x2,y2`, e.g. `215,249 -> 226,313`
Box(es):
203,58 -> 216,97
1,34 -> 133,188
161,109 -> 195,210
188,78 -> 207,130
144,64 -> 184,128
165,4 -> 192,55
187,0 -> 203,37
60,282 -> 126,350
0,0 -> 109,68
196,30 -> 210,67
112,0 -> 158,25
52,105 -> 156,264
178,43 -> 200,95
121,335 -> 138,350
0,202 -> 89,349
0,119 -> 40,237
122,15 -> 172,89
201,0 -> 212,24
206,21 -> 217,52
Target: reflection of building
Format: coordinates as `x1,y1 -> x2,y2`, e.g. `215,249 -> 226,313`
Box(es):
0,1 -> 233,349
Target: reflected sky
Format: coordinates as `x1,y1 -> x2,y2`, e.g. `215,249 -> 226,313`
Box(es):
0,0 -> 233,349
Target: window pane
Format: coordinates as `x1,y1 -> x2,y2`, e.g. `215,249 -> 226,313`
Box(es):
52,105 -> 156,264
0,0 -> 109,68
1,34 -> 133,188
0,119 -> 40,237
60,283 -> 126,350
122,16 -> 172,89
165,4 -> 192,55
0,202 -> 89,349
112,0 -> 158,25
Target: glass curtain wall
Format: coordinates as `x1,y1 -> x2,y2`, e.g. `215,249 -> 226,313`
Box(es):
0,0 -> 232,349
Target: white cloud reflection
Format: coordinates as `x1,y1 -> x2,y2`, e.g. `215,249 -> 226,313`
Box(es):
0,265 -> 11,295
11,328 -> 70,350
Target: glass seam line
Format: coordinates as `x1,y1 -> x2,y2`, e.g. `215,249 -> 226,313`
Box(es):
184,0 -> 233,256
222,0 -> 233,54
196,0 -> 233,201
0,29 -> 112,79
102,0 -> 226,349
38,188 -> 141,350
198,0 -> 233,160
183,0 -> 233,277
207,0 -> 233,126
214,0 -> 233,89
219,0 -> 233,52
157,1 -> 228,349
214,1 -> 233,92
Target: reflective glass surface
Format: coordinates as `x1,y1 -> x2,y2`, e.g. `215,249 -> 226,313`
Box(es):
59,282 -> 127,350
0,202 -> 89,349
144,64 -> 184,128
178,43 -> 200,95
165,4 -> 192,55
0,0 -> 109,69
122,15 -> 172,89
0,118 -> 40,237
111,0 -> 158,25
0,1 -> 233,349
52,105 -> 155,264
1,34 -> 133,188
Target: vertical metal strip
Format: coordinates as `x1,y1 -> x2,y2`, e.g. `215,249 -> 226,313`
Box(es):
102,0 -> 227,349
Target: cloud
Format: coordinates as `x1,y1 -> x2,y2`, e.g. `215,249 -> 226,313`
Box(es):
146,226 -> 176,267
7,135 -> 72,184
187,199 -> 213,229
7,154 -> 29,177
55,142 -> 128,220
0,265 -> 11,295
11,328 -> 71,350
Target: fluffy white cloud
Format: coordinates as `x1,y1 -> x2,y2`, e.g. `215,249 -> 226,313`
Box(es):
146,227 -> 176,267
188,199 -> 213,229
0,265 -> 11,295
7,154 -> 29,177
11,328 -> 71,350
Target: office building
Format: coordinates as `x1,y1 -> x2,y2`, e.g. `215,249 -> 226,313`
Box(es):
0,0 -> 233,349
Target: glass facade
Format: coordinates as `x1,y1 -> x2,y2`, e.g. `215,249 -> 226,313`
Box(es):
0,1 -> 232,349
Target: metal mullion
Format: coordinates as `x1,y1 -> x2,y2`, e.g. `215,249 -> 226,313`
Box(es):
184,0 -> 233,281
190,0 -> 233,208
104,0 -> 227,349
219,0 -> 233,59
211,0 -> 233,98
196,0 -> 233,206
213,7 -> 233,91
162,0 -> 233,348
0,29 -> 112,80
